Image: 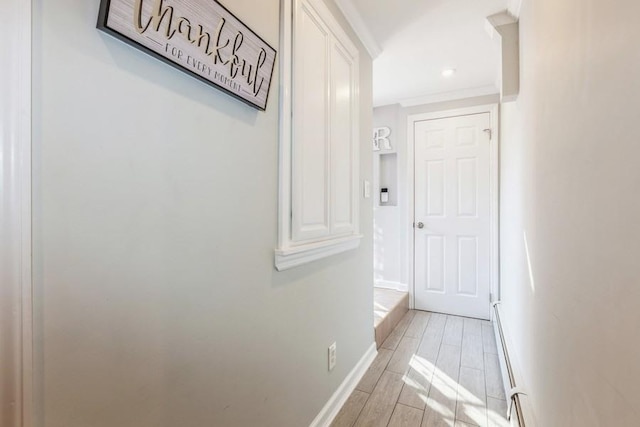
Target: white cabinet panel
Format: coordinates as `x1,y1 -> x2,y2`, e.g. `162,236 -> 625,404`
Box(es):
331,44 -> 355,234
292,4 -> 330,241
276,0 -> 361,270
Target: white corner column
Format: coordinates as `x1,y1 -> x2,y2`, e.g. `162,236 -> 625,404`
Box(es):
0,0 -> 33,425
486,11 -> 520,102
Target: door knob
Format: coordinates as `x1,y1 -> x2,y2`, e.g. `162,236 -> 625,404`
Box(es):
417,222 -> 424,229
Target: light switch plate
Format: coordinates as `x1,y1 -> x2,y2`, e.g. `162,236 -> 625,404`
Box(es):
363,180 -> 371,198
328,342 -> 337,371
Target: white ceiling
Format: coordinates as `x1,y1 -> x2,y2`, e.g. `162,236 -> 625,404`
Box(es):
348,0 -> 509,107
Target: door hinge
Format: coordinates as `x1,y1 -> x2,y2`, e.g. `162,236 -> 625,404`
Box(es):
483,128 -> 492,140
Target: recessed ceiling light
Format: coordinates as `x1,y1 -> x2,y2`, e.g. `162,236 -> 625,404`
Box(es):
442,68 -> 456,77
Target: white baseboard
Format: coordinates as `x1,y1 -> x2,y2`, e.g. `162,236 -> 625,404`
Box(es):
309,342 -> 377,427
374,280 -> 408,292
492,304 -> 536,427
492,305 -> 513,407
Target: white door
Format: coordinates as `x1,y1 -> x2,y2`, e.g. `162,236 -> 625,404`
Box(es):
414,113 -> 491,319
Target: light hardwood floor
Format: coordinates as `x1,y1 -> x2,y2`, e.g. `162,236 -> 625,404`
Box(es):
331,310 -> 509,427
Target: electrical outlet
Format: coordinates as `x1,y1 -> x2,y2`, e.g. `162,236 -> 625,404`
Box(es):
328,342 -> 337,371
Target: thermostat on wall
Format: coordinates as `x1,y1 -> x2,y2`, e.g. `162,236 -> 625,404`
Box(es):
380,188 -> 389,203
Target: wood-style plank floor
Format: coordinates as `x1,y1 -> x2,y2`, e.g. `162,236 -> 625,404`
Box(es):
331,310 -> 509,427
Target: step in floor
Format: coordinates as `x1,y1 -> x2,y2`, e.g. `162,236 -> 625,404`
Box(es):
374,288 -> 409,349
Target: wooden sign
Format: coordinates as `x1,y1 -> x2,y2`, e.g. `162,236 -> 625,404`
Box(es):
97,0 -> 277,110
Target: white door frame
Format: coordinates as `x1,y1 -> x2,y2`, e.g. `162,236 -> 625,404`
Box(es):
1,0 -> 33,425
406,104 -> 500,312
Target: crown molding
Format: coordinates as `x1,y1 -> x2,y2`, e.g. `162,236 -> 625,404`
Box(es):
334,0 -> 382,59
487,10 -> 518,28
508,0 -> 523,18
374,85 -> 499,108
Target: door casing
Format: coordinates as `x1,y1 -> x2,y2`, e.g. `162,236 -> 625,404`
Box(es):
406,104 -> 500,312
1,0 -> 33,425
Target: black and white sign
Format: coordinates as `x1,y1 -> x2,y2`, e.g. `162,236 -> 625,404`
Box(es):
97,0 -> 277,110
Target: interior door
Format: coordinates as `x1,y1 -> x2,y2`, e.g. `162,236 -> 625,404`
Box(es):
414,113 -> 491,319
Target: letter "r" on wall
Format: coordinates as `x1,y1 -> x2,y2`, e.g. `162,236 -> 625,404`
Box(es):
373,127 -> 392,151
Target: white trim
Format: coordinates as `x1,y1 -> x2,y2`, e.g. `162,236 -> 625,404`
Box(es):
487,10 -> 518,27
508,0 -> 523,18
1,0 -> 33,425
277,0 -> 293,252
491,306 -> 514,418
275,234 -> 362,271
492,304 -> 537,426
333,0 -> 382,59
375,85 -> 499,109
406,104 -> 500,315
309,343 -> 377,427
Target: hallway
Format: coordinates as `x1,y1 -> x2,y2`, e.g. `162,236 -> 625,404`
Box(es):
332,311 -> 508,427
6,0 -> 640,425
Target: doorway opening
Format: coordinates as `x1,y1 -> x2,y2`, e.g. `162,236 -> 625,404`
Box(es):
374,104 -> 499,322
409,107 -> 499,320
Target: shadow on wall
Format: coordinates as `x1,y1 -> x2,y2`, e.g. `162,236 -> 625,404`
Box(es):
99,29 -> 262,125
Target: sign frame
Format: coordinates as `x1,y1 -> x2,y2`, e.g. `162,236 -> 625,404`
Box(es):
97,0 -> 277,111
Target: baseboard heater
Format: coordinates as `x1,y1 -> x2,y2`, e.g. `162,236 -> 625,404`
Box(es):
492,301 -> 535,427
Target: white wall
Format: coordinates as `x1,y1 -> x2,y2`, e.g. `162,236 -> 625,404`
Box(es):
500,0 -> 640,425
373,105 -> 402,289
31,1 -> 373,426
372,95 -> 499,292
